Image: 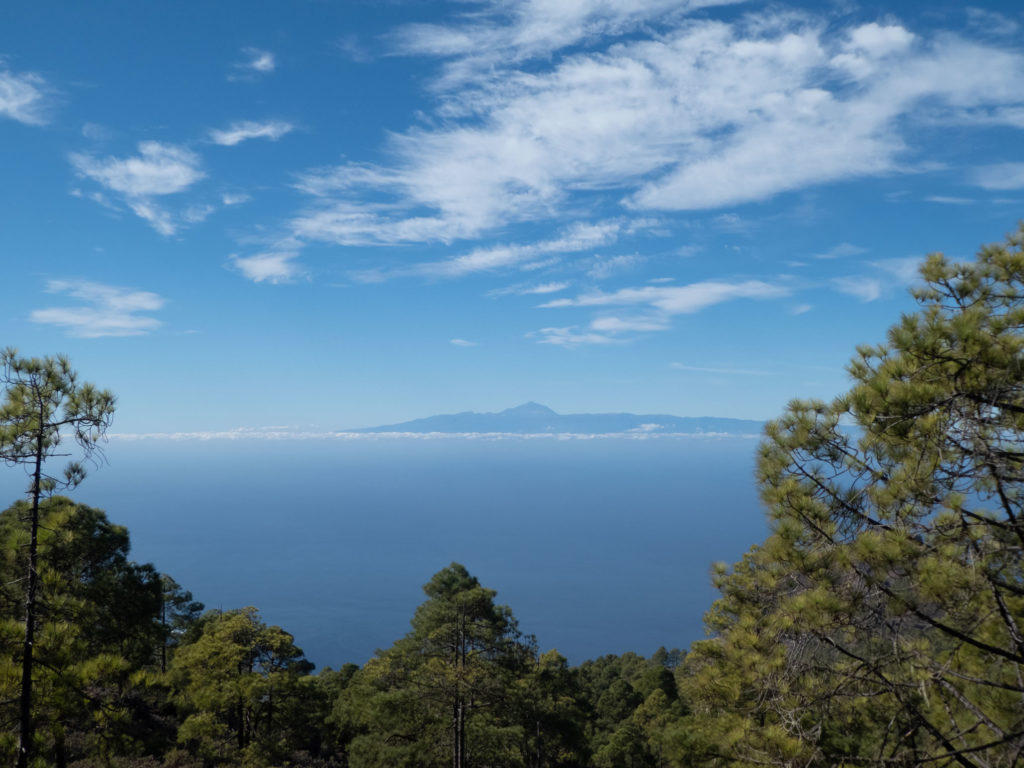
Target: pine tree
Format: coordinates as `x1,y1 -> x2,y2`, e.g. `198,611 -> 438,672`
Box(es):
338,563 -> 536,768
0,351 -> 114,768
681,226 -> 1024,766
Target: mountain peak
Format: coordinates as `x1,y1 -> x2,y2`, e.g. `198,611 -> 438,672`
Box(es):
502,402 -> 558,416
349,404 -> 765,435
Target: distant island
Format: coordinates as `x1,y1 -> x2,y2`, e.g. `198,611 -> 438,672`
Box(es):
348,402 -> 765,435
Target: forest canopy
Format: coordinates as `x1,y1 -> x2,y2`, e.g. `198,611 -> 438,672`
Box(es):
1,225 -> 1023,766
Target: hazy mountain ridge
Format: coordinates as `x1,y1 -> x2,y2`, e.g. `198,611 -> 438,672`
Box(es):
349,402 -> 765,435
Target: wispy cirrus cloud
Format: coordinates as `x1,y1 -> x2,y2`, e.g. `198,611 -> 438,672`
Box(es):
351,220 -> 627,282
532,279 -> 788,345
282,14 -> 1024,252
925,195 -> 974,204
590,316 -> 669,333
872,256 -> 923,284
584,254 -> 643,280
965,7 -> 1020,37
489,281 -> 570,297
0,64 -> 50,125
30,280 -> 165,337
832,256 -> 922,302
542,280 -> 789,314
832,277 -> 881,302
390,0 -> 744,88
450,338 -> 479,347
814,243 -> 866,260
528,309 -> 674,346
69,142 -> 206,235
209,120 -> 294,146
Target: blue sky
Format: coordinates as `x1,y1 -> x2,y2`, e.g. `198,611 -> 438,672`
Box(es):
2,0 -> 1023,433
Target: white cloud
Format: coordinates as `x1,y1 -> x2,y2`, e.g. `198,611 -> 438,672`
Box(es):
925,195 -> 974,204
833,256 -> 922,302
80,121 -> 112,141
247,49 -> 275,72
489,281 -> 570,297
965,8 -> 1020,37
533,279 -> 787,343
127,199 -> 177,236
70,142 -> 203,196
971,163 -> 1024,190
0,66 -> 49,125
390,0 -> 745,88
628,423 -> 663,433
231,251 -> 304,284
351,220 -> 625,281
69,142 -> 206,234
814,242 -> 866,259
711,214 -> 751,233
585,253 -> 643,280
222,192 -> 252,206
450,338 -> 479,347
790,303 -> 812,315
284,14 -> 1024,251
832,277 -> 881,302
531,326 -> 620,347
590,316 -> 669,332
209,120 -> 294,146
291,200 -> 478,247
183,204 -> 216,224
336,34 -> 374,63
940,106 -> 1024,130
231,47 -> 276,79
71,188 -> 119,212
542,280 -> 789,314
432,221 -> 620,277
30,280 -> 165,337
521,281 -> 569,294
829,22 -> 915,80
871,256 -> 922,284
81,122 -> 109,140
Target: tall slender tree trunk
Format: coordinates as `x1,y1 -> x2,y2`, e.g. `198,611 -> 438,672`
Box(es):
160,589 -> 167,674
16,435 -> 44,768
453,610 -> 467,768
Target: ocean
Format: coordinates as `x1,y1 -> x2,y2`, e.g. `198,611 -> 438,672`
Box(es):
0,435 -> 766,669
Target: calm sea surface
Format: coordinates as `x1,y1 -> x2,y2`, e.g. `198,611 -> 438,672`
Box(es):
0,436 -> 766,668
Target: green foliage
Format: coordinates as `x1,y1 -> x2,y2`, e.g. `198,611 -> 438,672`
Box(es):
0,349 -> 116,494
681,227 -> 1024,766
513,649 -> 590,768
577,652 -> 688,768
336,563 -> 538,768
0,497 -> 169,765
0,349 -> 117,768
159,576 -> 205,674
168,607 -> 316,766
